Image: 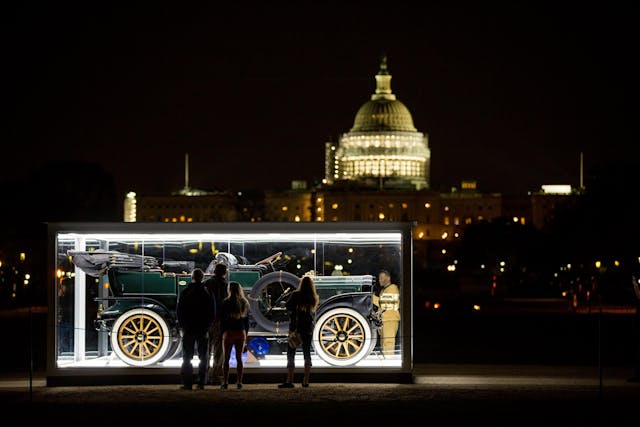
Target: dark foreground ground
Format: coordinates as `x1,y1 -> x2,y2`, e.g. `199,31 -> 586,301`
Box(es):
1,364 -> 638,426
1,299 -> 639,425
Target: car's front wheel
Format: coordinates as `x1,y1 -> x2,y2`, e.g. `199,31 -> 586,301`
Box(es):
110,308 -> 171,366
313,307 -> 375,366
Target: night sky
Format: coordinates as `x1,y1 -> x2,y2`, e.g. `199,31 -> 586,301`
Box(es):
3,2 -> 637,198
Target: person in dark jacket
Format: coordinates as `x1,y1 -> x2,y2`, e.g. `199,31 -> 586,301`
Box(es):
278,275 -> 319,388
204,263 -> 228,384
219,281 -> 250,389
176,268 -> 216,390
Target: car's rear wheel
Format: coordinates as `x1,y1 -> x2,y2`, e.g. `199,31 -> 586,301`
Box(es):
313,307 -> 374,366
110,308 -> 171,366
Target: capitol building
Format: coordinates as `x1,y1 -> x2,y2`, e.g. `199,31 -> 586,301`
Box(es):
326,56 -> 430,191
125,57 -> 576,251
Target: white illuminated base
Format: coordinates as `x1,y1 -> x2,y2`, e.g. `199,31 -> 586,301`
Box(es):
56,353 -> 402,369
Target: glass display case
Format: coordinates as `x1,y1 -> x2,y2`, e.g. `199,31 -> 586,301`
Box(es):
47,222 -> 413,384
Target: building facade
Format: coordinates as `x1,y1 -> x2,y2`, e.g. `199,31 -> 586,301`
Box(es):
123,58 -> 578,244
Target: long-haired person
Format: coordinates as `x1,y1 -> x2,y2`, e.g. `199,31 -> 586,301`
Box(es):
219,281 -> 250,389
279,275 -> 319,388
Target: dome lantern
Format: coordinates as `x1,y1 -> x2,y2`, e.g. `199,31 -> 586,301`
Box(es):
350,56 -> 417,133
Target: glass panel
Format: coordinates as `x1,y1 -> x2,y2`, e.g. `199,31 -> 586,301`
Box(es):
54,228 -> 404,370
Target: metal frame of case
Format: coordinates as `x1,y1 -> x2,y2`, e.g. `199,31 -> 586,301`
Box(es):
47,222 -> 414,385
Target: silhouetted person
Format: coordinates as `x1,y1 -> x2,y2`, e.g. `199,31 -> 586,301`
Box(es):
279,276 -> 319,388
177,268 -> 216,390
204,263 -> 228,384
219,281 -> 250,389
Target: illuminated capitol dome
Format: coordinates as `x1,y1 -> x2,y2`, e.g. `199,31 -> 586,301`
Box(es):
326,56 -> 430,190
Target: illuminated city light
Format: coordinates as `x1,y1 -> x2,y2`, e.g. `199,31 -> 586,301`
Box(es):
541,184 -> 572,194
124,192 -> 137,222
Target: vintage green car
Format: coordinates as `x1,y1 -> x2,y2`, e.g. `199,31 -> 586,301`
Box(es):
68,250 -> 382,367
